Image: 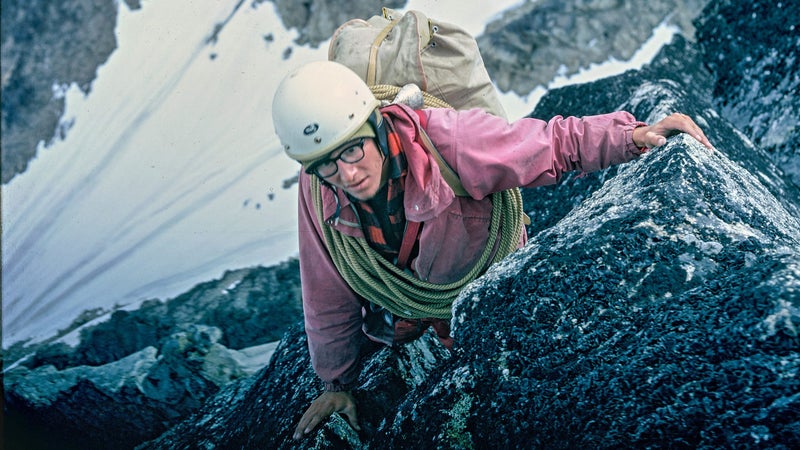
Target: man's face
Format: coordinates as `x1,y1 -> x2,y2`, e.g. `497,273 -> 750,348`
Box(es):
311,138 -> 388,201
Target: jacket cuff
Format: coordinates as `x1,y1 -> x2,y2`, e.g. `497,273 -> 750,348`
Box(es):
626,121 -> 650,155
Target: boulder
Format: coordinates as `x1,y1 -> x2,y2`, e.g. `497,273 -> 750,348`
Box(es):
3,324 -> 273,449
3,262 -> 301,449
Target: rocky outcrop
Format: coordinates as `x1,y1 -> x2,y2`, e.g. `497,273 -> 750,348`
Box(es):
478,0 -> 709,95
4,326 -> 270,449
3,261 -> 302,449
0,0 -> 140,184
138,325 -> 451,449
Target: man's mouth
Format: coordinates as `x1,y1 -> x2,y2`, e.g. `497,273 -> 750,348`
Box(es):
346,178 -> 367,191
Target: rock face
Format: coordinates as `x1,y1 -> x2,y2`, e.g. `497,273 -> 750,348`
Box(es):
695,0 -> 800,188
0,0 -> 135,184
478,0 -> 710,95
522,0 -> 800,236
6,327 -> 233,449
138,325 -> 451,450
3,261 -> 302,450
384,41 -> 799,449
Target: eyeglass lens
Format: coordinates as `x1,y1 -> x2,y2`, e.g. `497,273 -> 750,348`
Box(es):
315,139 -> 365,178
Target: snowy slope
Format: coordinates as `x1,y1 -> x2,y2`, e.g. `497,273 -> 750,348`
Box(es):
1,0 -> 674,347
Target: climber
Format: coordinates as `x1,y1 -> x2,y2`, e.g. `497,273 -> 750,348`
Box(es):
271,60 -> 712,440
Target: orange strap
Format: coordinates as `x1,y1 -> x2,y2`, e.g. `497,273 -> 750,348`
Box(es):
397,221 -> 421,270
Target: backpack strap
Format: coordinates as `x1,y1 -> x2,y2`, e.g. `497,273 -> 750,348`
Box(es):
367,16 -> 401,86
413,110 -> 469,197
414,109 -> 531,225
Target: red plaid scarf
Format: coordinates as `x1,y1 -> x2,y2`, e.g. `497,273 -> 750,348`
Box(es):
353,114 -> 409,262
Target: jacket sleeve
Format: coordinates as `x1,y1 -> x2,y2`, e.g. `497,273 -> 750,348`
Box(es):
420,108 -> 647,197
297,172 -> 366,392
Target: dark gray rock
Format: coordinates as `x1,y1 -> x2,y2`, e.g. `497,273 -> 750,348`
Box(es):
137,324 -> 451,450
0,0 -> 121,184
375,31 -> 800,450
382,100 -> 800,448
523,33 -> 800,236
3,262 -> 301,450
4,324 -> 278,449
478,0 -> 709,95
695,0 -> 800,188
6,329 -> 205,449
6,260 -> 301,370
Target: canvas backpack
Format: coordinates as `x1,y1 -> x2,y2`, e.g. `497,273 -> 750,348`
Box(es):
328,7 -> 507,119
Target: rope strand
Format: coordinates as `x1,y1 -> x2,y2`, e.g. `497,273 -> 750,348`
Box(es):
311,177 -> 524,318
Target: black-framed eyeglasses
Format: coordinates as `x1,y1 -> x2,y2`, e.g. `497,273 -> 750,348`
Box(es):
306,139 -> 366,178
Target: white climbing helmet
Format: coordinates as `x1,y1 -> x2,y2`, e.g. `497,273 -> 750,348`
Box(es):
272,60 -> 380,164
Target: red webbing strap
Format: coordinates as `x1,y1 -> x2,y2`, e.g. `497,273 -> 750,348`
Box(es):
397,220 -> 421,270
414,109 -> 428,129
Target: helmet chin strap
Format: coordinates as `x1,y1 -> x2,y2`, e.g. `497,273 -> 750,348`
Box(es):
369,110 -> 389,158
316,180 -> 343,224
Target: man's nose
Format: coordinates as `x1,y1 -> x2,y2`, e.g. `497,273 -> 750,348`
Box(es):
337,160 -> 358,180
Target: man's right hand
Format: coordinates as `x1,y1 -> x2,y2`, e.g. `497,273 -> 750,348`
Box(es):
293,391 -> 361,440
632,112 -> 714,150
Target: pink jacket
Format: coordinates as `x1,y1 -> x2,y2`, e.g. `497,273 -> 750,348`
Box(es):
297,104 -> 646,391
